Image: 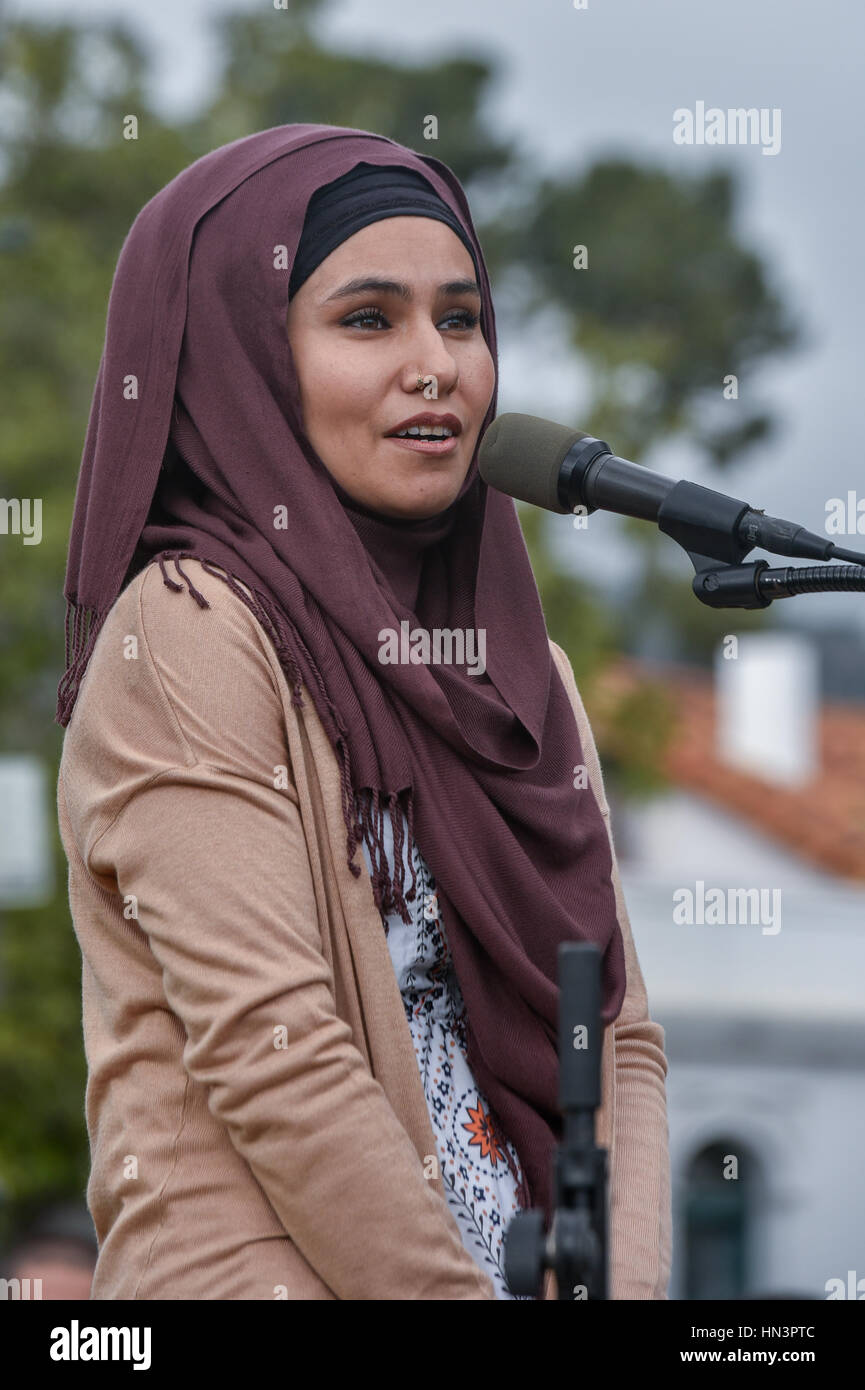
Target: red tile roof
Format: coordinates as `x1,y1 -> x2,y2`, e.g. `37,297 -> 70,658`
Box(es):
587,658 -> 865,883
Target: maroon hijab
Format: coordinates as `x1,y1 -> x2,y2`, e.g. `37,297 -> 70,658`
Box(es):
57,123 -> 626,1225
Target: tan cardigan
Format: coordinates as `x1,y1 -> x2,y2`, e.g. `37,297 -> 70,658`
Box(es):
57,557 -> 671,1300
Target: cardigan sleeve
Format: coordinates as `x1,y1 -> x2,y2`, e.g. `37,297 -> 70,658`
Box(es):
549,640 -> 673,1300
79,562 -> 497,1300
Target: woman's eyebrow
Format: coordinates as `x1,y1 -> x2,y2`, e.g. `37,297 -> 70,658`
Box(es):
321,276 -> 481,304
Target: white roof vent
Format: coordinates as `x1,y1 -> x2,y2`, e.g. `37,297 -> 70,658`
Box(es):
714,631 -> 819,787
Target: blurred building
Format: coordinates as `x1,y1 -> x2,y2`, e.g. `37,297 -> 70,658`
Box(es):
606,632 -> 865,1299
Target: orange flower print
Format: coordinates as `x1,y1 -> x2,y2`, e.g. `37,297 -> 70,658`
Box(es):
462,1098 -> 506,1167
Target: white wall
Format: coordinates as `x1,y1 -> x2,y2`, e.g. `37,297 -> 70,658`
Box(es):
614,787 -> 865,1299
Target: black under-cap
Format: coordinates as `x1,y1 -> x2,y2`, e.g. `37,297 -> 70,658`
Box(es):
288,160 -> 480,299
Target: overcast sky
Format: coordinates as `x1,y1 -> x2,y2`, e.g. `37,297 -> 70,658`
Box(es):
12,0 -> 865,638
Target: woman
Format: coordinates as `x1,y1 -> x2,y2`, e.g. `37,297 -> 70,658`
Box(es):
56,123 -> 671,1300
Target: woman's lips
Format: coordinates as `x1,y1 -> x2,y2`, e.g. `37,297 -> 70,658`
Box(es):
385,434 -> 460,456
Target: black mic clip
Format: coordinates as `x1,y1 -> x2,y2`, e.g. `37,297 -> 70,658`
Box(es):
650,478 -> 771,608
650,478 -> 865,608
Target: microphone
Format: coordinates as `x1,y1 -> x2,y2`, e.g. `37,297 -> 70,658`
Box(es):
478,412 -> 865,567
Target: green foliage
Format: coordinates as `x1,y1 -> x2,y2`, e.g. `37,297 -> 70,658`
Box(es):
197,12 -> 515,192
501,158 -> 801,653
515,504 -> 618,679
595,677 -> 676,799
0,4 -> 800,1236
508,159 -> 800,463
0,885 -> 90,1247
0,17 -> 226,1240
516,504 -> 675,799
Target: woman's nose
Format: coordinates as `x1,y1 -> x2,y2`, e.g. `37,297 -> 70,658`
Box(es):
403,321 -> 460,393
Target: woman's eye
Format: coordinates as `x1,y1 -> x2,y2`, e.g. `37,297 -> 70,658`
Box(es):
441,310 -> 480,330
341,307 -> 389,329
340,307 -> 480,331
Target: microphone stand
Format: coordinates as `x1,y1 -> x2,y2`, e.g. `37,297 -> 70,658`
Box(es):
503,943 -> 607,1300
501,454 -> 865,1302
653,475 -> 865,609
559,432 -> 865,609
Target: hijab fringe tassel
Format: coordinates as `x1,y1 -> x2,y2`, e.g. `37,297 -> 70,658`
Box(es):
59,551 -> 418,925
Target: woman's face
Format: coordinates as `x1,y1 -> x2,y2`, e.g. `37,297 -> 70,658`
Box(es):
285,216 -> 495,520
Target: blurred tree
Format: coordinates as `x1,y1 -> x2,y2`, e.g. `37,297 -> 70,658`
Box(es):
510,161 -> 797,463
516,502 -> 674,796
0,18 -> 204,1244
195,5 -> 514,201
502,159 -> 801,659
0,2 -> 800,1239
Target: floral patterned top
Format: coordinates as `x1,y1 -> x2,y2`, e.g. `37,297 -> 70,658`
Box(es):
358,800 -> 532,1300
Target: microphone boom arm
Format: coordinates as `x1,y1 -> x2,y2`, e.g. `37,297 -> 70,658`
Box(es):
559,435 -> 865,610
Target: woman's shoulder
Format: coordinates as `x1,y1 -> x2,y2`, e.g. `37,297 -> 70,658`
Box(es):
91,555 -> 289,704
124,555 -> 268,655
61,556 -> 296,813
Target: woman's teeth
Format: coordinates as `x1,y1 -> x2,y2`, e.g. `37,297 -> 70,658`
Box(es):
395,426 -> 453,438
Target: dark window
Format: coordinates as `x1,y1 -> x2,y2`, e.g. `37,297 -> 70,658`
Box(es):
683,1139 -> 753,1299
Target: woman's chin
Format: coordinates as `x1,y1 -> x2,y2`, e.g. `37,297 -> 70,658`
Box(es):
383,483 -> 464,519
355,470 -> 464,520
